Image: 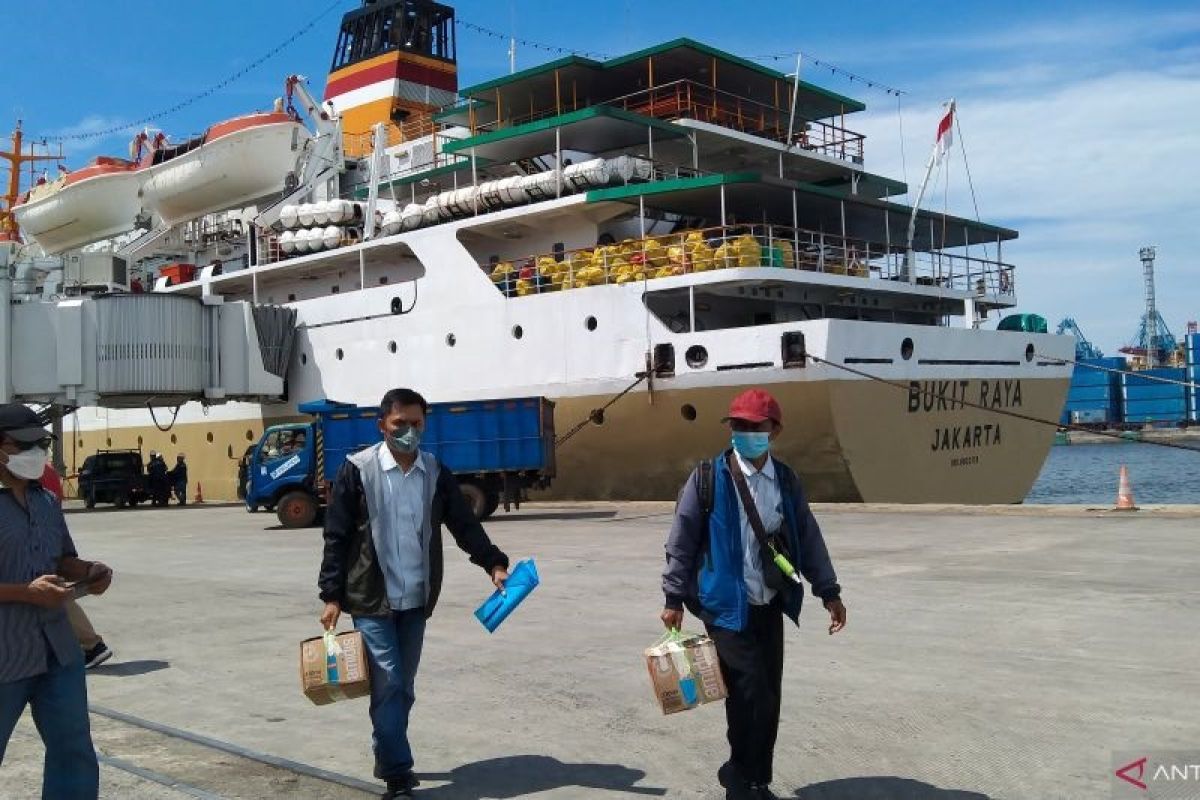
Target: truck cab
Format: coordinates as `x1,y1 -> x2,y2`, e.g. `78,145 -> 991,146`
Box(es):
245,424 -> 317,520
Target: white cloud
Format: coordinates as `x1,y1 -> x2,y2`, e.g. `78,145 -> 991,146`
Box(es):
848,58 -> 1200,352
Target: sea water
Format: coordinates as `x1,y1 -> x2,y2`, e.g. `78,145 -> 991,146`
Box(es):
1025,442 -> 1200,504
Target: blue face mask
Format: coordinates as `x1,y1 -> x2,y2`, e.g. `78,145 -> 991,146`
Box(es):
732,431 -> 771,460
387,424 -> 422,454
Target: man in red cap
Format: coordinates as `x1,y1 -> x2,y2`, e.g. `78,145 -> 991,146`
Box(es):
661,387 -> 846,800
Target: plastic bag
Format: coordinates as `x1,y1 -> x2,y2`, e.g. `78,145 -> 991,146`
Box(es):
474,558 -> 540,633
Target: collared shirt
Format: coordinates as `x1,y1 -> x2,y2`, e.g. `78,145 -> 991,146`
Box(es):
732,450 -> 784,606
0,486 -> 81,683
376,444 -> 427,611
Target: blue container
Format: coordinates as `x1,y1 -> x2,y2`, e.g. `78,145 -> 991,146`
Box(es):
1067,385 -> 1115,403
424,397 -> 554,473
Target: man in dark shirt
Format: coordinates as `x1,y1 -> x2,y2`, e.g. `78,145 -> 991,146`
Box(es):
0,403 -> 112,799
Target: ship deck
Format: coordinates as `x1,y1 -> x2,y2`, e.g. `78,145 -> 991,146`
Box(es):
7,502 -> 1198,798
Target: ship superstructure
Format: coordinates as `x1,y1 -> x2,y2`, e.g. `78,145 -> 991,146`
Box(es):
14,0 -> 1073,503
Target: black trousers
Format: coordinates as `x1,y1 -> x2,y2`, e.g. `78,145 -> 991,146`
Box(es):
705,602 -> 785,785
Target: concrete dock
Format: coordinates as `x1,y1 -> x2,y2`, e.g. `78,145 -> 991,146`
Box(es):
5,501 -> 1200,799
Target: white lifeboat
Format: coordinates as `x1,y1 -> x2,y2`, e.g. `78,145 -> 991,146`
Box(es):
520,170 -> 561,200
311,200 -> 333,226
495,175 -> 529,206
140,112 -> 310,226
11,158 -> 143,254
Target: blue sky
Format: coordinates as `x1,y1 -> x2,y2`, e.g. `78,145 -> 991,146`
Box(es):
6,0 -> 1198,352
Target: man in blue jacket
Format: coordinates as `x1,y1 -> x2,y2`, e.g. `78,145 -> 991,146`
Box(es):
661,388 -> 847,800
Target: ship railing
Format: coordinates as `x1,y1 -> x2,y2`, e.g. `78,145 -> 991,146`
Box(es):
465,80 -> 864,164
483,223 -> 1014,299
608,81 -> 865,162
342,116 -> 443,157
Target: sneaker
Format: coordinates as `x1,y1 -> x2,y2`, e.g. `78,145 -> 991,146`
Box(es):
83,641 -> 113,669
380,771 -> 419,799
749,784 -> 779,800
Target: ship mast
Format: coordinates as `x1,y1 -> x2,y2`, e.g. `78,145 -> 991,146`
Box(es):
0,121 -> 63,241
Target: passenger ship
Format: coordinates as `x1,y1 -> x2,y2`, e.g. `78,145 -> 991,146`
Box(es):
16,0 -> 1073,503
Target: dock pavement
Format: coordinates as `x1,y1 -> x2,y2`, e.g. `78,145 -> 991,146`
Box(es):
5,501 -> 1200,799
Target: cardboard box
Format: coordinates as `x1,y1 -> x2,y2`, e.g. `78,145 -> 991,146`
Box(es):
300,631 -> 371,705
645,632 -> 727,715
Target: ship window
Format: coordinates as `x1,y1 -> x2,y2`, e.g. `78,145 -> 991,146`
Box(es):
379,276 -> 389,285
336,349 -> 345,360
901,338 -> 914,360
512,325 -> 524,340
300,353 -> 308,365
552,243 -> 565,262
446,333 -> 457,347
585,316 -> 598,331
681,404 -> 698,421
388,341 -> 398,353
331,0 -> 457,71
170,434 -> 177,444
1025,343 -> 1035,362
206,432 -> 214,444
331,285 -> 340,294
288,293 -> 296,302
246,430 -> 254,441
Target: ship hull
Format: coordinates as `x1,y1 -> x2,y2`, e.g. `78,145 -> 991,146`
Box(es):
62,373 -> 1068,504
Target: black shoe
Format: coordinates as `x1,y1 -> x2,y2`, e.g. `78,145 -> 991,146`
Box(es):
83,641 -> 113,669
749,784 -> 779,800
380,771 -> 419,799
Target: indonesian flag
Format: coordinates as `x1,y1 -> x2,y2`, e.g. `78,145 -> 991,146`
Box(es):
935,101 -> 955,163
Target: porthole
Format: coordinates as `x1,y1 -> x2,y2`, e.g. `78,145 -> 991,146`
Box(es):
206,432 -> 214,443
331,285 -> 340,294
685,345 -> 708,369
227,445 -> 234,458
137,435 -> 143,446
901,337 -> 914,360
336,348 -> 344,360
77,439 -> 83,448
391,297 -> 402,315
245,430 -> 254,441
681,404 -> 697,421
170,434 -> 177,444
287,293 -> 296,302
512,325 -> 524,340
1025,343 -> 1035,363
585,316 -> 598,331
589,409 -> 605,426
379,276 -> 389,285
300,353 -> 308,365
106,437 -> 112,447
388,341 -> 397,353
446,333 -> 456,347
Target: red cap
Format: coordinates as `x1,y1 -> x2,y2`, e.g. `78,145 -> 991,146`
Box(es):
723,388 -> 782,425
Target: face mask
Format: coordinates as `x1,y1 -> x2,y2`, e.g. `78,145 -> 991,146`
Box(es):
387,425 -> 421,454
732,431 -> 771,461
5,447 -> 48,480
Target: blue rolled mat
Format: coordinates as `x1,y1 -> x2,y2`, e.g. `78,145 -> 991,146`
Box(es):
474,558 -> 539,633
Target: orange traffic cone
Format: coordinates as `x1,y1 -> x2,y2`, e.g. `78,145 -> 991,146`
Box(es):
193,482 -> 204,504
1114,465 -> 1138,511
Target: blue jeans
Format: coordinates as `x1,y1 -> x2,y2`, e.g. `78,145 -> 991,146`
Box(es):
0,650 -> 99,799
354,609 -> 427,779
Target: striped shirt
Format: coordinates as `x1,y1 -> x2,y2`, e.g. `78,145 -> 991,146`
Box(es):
0,485 -> 81,683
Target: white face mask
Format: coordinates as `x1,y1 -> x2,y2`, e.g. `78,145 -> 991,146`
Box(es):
5,447 -> 48,480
